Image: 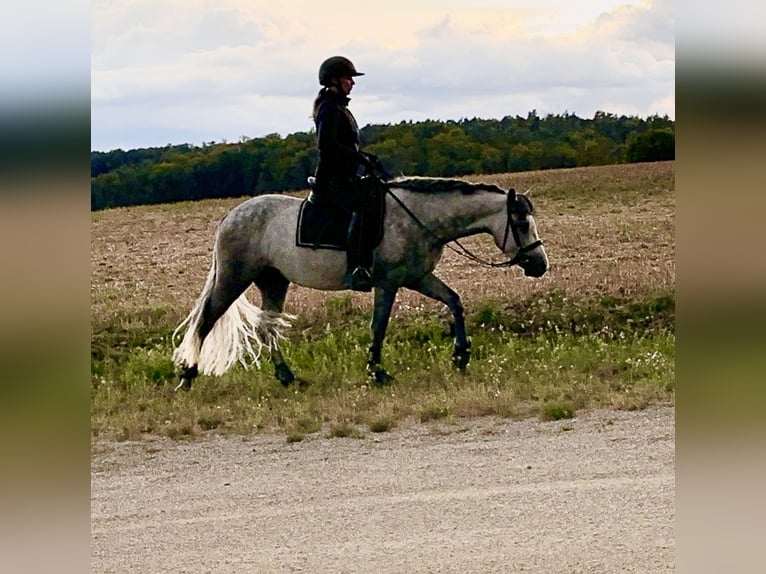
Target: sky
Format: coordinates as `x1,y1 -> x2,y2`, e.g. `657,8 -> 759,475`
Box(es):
90,0 -> 675,152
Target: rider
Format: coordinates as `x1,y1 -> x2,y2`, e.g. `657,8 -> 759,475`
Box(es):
312,56 -> 380,292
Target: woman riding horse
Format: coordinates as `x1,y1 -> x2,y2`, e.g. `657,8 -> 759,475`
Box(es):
312,56 -> 382,291
172,60 -> 549,390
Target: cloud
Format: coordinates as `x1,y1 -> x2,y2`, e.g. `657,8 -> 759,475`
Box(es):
91,0 -> 675,151
355,0 -> 673,122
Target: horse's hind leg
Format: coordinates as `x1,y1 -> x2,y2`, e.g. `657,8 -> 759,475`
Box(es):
176,267 -> 250,390
255,267 -> 295,386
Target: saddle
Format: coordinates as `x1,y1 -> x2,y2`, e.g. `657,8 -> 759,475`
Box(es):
296,176 -> 386,251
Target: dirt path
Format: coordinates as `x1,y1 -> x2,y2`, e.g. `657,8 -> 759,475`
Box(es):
91,406 -> 674,573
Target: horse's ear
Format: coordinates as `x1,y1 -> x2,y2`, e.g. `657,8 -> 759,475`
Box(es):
508,187 -> 517,200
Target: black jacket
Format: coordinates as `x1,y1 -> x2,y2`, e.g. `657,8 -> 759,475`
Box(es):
313,89 -> 366,183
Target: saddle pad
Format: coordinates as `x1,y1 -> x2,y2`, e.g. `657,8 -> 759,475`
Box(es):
296,199 -> 350,250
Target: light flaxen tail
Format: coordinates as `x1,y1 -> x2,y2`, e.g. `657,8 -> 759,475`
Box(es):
172,255 -> 292,377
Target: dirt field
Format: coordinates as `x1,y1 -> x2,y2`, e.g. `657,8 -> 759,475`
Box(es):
90,162 -> 675,323
91,406 -> 674,573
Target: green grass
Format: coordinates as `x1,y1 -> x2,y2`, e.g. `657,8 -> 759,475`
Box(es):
91,290 -> 674,441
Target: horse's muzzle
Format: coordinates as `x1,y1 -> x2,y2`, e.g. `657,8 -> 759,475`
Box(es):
520,254 -> 549,277
524,264 -> 548,278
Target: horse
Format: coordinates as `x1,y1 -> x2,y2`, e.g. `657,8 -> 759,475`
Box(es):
172,175 -> 549,389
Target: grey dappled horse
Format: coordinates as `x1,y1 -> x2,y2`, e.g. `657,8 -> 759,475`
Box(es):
173,176 -> 549,389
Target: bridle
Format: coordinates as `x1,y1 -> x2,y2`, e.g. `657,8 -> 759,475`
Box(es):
386,186 -> 544,269
498,190 -> 545,267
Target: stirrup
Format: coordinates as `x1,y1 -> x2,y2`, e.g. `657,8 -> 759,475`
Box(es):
345,267 -> 373,292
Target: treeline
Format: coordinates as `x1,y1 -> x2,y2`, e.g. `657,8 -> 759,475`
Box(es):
91,110 -> 674,210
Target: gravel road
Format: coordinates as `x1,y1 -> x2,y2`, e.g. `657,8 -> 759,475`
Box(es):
91,406 -> 674,573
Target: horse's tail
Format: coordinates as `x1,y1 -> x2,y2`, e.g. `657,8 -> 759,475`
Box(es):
172,252 -> 292,377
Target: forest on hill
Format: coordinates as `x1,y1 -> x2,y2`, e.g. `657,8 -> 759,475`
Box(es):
91,110 -> 674,210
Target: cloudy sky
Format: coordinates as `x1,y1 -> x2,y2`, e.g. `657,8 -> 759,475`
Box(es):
91,0 -> 675,152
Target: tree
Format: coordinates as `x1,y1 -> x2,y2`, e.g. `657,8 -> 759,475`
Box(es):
91,111 -> 674,210
626,128 -> 675,163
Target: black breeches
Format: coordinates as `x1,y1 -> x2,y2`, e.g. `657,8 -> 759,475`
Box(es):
346,212 -> 372,269
316,177 -> 377,271
322,178 -> 371,270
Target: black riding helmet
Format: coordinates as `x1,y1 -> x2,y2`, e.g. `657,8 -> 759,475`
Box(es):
318,56 -> 364,86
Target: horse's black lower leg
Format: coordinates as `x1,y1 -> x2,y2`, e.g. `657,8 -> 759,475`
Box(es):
452,341 -> 471,371
176,271 -> 249,391
255,267 -> 295,386
177,365 -> 198,391
174,303 -> 223,391
366,347 -> 394,386
450,309 -> 471,371
367,286 -> 397,385
272,349 -> 295,386
412,273 -> 471,371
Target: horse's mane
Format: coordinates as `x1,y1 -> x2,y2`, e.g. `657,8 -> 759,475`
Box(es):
388,176 -> 535,214
388,176 -> 505,196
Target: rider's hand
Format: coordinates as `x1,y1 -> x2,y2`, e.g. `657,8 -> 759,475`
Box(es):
358,152 -> 374,172
362,152 -> 382,171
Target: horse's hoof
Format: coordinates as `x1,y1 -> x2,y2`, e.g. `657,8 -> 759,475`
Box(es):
175,365 -> 198,391
367,365 -> 394,386
452,348 -> 471,371
275,363 -> 296,386
174,377 -> 192,392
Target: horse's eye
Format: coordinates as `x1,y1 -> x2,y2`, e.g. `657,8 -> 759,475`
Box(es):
516,221 -> 530,234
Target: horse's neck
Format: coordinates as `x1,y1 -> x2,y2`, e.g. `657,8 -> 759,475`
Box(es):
399,190 -> 505,242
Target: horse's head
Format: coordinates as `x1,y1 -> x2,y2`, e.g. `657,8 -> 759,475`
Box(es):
493,189 -> 549,277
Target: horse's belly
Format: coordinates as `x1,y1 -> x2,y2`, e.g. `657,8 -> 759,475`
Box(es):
273,246 -> 348,290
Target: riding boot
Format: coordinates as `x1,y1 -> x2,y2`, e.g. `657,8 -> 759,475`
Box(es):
344,212 -> 373,291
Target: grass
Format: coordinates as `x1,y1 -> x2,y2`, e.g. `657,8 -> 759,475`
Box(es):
91,161 -> 675,442
91,290 -> 674,441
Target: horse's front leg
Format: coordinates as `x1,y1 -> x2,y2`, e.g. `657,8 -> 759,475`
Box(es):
410,273 -> 471,370
367,286 -> 398,385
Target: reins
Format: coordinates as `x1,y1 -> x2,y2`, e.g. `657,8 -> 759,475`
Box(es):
384,185 -> 543,269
